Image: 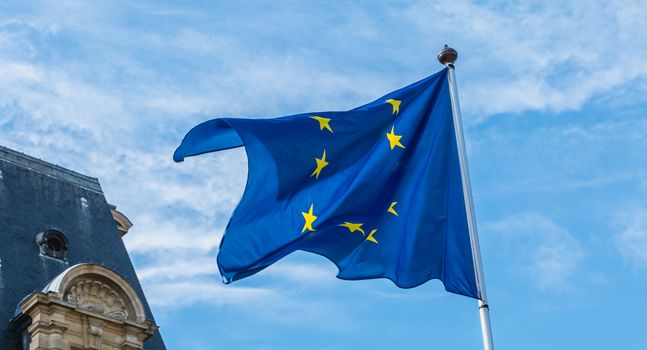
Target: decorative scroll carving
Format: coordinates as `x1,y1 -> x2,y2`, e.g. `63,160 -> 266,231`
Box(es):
109,204 -> 133,237
66,280 -> 128,320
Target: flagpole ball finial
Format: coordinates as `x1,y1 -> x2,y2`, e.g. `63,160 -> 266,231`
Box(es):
437,45 -> 458,66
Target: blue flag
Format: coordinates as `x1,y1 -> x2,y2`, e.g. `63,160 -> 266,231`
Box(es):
174,68 -> 479,299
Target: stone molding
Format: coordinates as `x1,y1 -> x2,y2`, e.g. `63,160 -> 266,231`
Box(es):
109,205 -> 133,237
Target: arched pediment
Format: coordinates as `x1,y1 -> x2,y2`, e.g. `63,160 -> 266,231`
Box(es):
43,263 -> 146,323
13,263 -> 157,350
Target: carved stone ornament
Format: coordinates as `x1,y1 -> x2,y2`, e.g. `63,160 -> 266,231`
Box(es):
66,279 -> 129,320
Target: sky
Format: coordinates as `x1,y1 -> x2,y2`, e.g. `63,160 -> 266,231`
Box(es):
1,1 -> 646,349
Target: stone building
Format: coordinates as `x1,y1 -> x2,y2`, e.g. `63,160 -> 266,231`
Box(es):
0,146 -> 166,350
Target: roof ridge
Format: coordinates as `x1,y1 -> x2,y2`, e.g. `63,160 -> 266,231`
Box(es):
0,145 -> 102,193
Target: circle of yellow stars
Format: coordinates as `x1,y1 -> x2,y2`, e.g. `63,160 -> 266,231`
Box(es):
301,99 -> 404,245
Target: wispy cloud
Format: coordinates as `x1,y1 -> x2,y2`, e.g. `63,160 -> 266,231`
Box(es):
483,212 -> 585,292
261,261 -> 338,284
1,2 -> 646,335
141,271 -> 356,332
402,0 -> 647,121
3,2 -> 647,348
468,115 -> 647,198
144,279 -> 278,307
614,206 -> 647,266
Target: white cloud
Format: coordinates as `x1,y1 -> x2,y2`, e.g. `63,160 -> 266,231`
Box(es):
144,279 -> 278,307
262,261 -> 338,284
615,207 -> 647,266
142,275 -> 355,334
124,217 -> 223,254
136,256 -> 219,282
484,212 -> 584,292
2,1 -> 645,316
402,0 -> 647,121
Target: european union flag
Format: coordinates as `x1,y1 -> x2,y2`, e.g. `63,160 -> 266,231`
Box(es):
174,68 -> 479,299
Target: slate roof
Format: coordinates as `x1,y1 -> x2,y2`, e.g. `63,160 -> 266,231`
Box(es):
0,146 -> 166,350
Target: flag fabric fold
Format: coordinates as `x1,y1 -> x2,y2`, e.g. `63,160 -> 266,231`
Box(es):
174,68 -> 480,299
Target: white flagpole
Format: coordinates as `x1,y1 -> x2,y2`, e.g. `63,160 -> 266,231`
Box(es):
438,45 -> 495,350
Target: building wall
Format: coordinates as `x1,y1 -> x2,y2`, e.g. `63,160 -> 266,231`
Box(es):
0,147 -> 166,350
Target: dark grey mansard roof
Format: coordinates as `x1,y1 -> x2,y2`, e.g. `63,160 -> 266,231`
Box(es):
0,145 -> 166,350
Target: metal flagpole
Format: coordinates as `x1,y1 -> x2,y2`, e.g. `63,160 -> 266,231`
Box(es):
437,45 -> 495,350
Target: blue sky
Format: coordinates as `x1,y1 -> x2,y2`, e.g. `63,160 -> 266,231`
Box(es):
1,1 -> 646,349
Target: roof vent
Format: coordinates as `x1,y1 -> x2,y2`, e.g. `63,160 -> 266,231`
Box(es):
36,229 -> 69,261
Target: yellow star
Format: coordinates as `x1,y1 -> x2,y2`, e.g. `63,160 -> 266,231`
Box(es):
386,126 -> 405,150
309,116 -> 333,133
385,99 -> 401,115
311,149 -> 329,179
301,204 -> 317,233
387,202 -> 398,216
339,222 -> 365,236
366,229 -> 379,244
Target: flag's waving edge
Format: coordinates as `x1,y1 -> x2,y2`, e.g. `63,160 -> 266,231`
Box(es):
173,119 -> 244,161
173,68 -> 481,300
